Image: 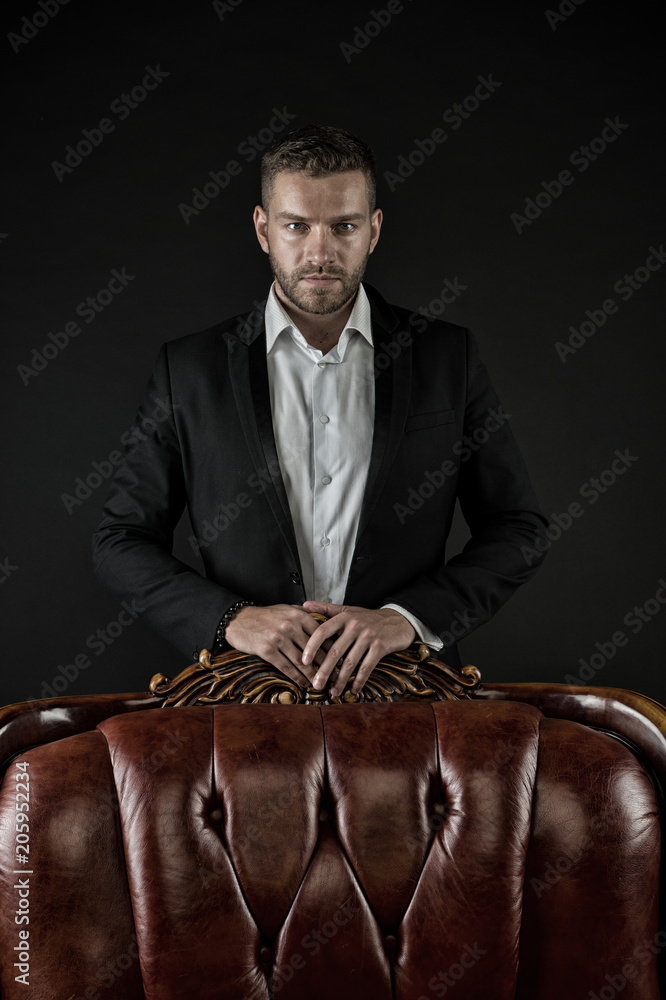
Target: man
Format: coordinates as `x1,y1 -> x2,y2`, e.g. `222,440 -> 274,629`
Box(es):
92,124 -> 548,697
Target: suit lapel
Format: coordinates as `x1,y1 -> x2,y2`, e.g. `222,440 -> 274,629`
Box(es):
227,311 -> 302,572
353,283 -> 412,551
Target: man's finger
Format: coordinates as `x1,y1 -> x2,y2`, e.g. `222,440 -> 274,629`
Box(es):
320,639 -> 365,695
301,617 -> 344,666
311,633 -> 359,689
263,649 -> 314,688
349,649 -> 382,695
270,637 -> 318,681
302,600 -> 345,617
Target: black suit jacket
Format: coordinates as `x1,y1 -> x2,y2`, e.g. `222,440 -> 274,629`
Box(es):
92,282 -> 548,665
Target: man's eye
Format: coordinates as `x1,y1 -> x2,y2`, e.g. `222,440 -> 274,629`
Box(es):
287,222 -> 303,230
337,223 -> 355,231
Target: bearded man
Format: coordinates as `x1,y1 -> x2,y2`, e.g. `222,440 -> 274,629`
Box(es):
92,124 -> 548,697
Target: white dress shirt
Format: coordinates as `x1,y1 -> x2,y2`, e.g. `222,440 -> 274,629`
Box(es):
264,281 -> 443,651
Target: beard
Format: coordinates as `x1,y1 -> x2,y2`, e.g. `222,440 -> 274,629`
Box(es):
267,246 -> 370,315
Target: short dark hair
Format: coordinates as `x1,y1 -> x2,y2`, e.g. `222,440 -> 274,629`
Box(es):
260,124 -> 377,211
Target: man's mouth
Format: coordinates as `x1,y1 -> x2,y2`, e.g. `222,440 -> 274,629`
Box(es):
302,275 -> 339,286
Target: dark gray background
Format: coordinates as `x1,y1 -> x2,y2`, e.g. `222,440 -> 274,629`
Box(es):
1,0 -> 664,706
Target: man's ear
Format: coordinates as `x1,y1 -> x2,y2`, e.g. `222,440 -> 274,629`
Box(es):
369,207 -> 383,254
253,205 -> 269,254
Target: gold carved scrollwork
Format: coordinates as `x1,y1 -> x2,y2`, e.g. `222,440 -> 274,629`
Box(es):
149,613 -> 482,707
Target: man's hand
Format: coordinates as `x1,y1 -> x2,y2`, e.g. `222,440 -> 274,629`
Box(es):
224,603 -> 332,688
301,602 -> 417,698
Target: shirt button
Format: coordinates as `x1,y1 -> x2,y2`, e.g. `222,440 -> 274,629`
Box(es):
319,414 -> 330,424
321,475 -> 332,485
317,362 -> 326,369
321,536 -> 331,546
290,572 -> 301,584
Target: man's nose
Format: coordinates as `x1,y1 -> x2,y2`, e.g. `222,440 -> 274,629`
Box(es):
306,228 -> 335,266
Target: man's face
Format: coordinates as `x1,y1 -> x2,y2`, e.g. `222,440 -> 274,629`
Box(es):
253,169 -> 382,316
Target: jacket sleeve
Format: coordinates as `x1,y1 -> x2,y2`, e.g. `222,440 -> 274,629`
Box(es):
91,343 -> 245,659
383,328 -> 550,644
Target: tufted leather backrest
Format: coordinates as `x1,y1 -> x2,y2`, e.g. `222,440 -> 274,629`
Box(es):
0,700 -> 661,999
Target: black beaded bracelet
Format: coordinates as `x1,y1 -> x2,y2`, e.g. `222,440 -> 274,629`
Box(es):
212,600 -> 255,655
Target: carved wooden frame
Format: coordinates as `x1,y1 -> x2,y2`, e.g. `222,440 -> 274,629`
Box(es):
150,614 -> 482,706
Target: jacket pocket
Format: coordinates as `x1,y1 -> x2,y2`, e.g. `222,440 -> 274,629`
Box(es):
404,409 -> 457,431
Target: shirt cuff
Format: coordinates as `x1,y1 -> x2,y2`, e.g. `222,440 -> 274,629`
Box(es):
381,604 -> 444,652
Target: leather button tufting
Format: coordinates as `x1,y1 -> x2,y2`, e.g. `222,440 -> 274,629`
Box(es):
210,808 -> 222,822
385,934 -> 397,950
433,802 -> 446,816
319,808 -> 329,823
259,946 -> 271,962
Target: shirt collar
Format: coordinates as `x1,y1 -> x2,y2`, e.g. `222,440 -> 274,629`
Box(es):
264,280 -> 373,358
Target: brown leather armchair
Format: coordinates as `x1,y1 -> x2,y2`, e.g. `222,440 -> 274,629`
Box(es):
0,654 -> 664,999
